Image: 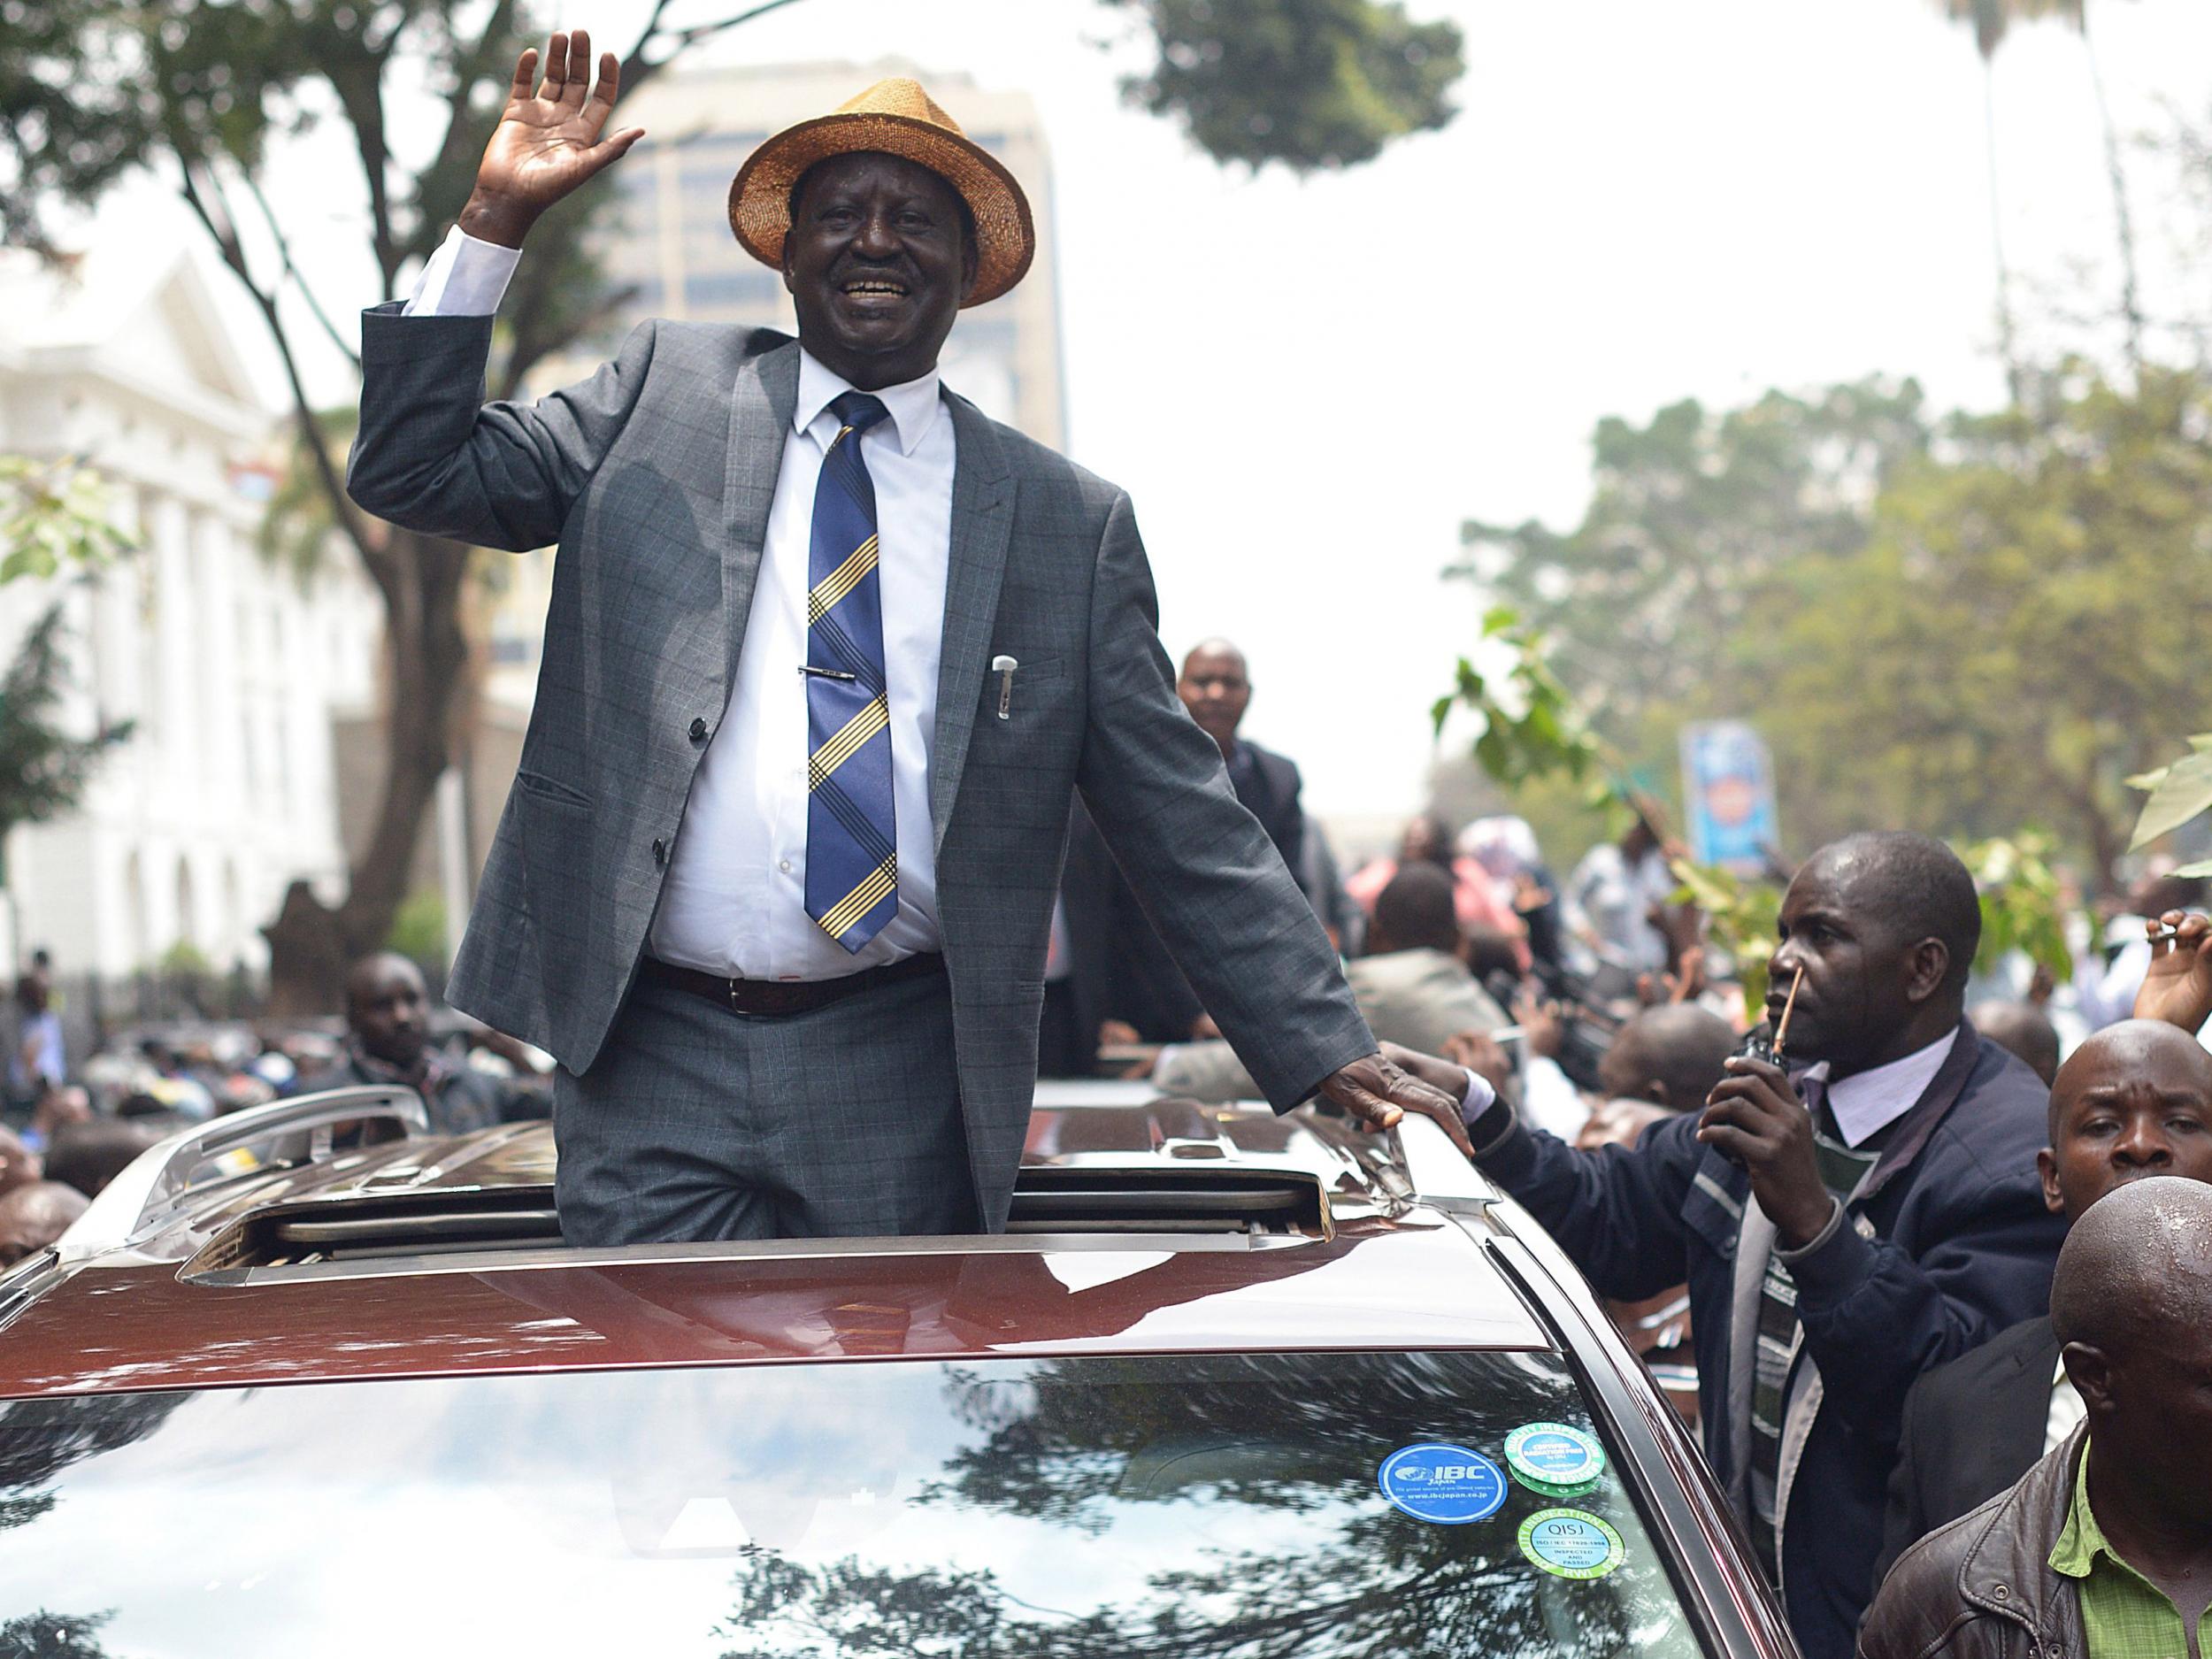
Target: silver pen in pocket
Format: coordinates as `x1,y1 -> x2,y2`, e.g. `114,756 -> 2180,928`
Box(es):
993,655 -> 1018,719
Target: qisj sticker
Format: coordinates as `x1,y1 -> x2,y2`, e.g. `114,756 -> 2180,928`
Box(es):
1518,1508 -> 1625,1580
1503,1422 -> 1607,1493
1377,1443 -> 1509,1525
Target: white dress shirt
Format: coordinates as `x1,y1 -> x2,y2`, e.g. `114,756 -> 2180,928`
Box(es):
2045,1356 -> 2086,1455
1797,1028 -> 1955,1148
405,227 -> 954,979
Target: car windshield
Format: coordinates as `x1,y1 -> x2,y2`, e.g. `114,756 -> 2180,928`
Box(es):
0,1348 -> 1705,1659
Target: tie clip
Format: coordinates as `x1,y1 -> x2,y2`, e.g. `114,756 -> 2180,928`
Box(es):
798,664 -> 858,682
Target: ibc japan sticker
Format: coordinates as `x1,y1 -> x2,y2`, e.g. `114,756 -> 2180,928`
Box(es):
1518,1508 -> 1626,1580
1504,1423 -> 1606,1494
1377,1443 -> 1509,1525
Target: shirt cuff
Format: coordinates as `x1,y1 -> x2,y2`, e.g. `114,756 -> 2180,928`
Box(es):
403,226 -> 523,317
1772,1197 -> 1846,1264
1455,1065 -> 1494,1122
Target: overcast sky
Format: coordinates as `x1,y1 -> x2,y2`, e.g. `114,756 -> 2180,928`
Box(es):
92,0 -> 2212,839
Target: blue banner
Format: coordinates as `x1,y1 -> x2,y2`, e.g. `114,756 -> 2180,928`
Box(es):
1678,721 -> 1779,875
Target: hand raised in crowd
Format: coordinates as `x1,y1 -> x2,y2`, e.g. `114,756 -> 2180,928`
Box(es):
1697,1055 -> 1834,1249
1635,943 -> 1708,1009
461,31 -> 645,249
1318,1051 -> 1473,1157
1509,987 -> 1563,1060
2134,908 -> 2212,1033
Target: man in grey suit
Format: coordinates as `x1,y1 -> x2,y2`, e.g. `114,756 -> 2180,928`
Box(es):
346,34 -> 1462,1245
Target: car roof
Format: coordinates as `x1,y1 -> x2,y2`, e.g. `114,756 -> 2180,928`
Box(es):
0,1083 -> 1547,1400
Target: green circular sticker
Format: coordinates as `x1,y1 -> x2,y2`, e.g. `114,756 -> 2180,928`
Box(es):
1517,1508 -> 1625,1580
1516,1471 -> 1602,1501
1504,1423 -> 1606,1492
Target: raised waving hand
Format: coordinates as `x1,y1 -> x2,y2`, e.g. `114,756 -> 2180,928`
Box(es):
460,30 -> 645,249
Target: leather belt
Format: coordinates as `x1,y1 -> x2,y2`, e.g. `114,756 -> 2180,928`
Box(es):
639,951 -> 945,1018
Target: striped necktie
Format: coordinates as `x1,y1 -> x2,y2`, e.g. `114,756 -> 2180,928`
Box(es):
804,390 -> 899,952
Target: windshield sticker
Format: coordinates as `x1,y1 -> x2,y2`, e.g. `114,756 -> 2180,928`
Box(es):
1504,1423 -> 1607,1495
1518,1509 -> 1626,1579
1377,1442 -> 1509,1525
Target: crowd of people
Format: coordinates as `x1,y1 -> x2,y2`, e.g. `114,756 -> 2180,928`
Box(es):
1036,636 -> 2212,1659
0,949 -> 555,1266
7,623 -> 2207,1659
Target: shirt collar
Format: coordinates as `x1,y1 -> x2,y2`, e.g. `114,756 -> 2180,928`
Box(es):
1797,1028 -> 1955,1149
795,348 -> 942,457
2049,1436 -> 2107,1581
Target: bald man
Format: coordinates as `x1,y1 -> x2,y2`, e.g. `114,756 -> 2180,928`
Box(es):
1878,1019 -> 2212,1578
1970,1000 -> 2061,1087
1175,639 -> 1304,877
0,1179 -> 87,1266
1863,1176 -> 2212,1659
1049,639 -> 1317,1057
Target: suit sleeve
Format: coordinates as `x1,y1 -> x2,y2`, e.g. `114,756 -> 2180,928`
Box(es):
1784,1159 -> 2062,1434
1472,1099 -> 1701,1302
1074,491 -> 1372,1109
1873,1371 -> 1936,1591
347,304 -> 658,553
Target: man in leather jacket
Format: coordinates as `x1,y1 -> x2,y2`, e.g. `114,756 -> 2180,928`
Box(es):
1861,1177 -> 2212,1659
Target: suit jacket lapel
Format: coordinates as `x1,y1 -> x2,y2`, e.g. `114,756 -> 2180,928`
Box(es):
720,338 -> 800,686
930,394 -> 1016,849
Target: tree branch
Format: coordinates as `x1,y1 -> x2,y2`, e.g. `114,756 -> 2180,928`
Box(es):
628,0 -> 810,87
325,41 -> 403,297
180,156 -> 383,580
242,169 -> 362,373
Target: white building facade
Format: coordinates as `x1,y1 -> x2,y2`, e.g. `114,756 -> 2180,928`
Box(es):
0,251 -> 381,989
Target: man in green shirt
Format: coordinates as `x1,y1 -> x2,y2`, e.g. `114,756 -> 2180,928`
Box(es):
1861,1176 -> 2212,1659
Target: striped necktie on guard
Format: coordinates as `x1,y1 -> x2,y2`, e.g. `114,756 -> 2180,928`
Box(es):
803,390 -> 899,952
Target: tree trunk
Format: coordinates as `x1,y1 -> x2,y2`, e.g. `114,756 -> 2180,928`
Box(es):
1980,53 -> 2024,405
264,527 -> 479,1014
2078,14 -> 2146,377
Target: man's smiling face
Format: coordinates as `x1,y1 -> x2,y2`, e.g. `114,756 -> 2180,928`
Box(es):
782,151 -> 976,390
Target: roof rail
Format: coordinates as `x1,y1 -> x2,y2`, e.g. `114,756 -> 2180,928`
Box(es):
1393,1113 -> 1499,1216
65,1085 -> 429,1254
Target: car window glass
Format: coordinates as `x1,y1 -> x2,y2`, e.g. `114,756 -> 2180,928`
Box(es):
0,1350 -> 1706,1659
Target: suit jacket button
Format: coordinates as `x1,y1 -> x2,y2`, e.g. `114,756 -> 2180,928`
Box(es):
688,717 -> 709,742
652,837 -> 667,865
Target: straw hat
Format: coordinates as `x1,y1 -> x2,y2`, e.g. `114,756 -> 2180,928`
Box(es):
728,77 -> 1036,309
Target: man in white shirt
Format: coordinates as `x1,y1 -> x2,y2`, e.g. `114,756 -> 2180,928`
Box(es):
1386,831 -> 2064,1659
347,35 -> 1459,1246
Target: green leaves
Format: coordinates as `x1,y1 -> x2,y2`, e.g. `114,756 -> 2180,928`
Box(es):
1432,607 -> 1602,788
1958,832 -> 2074,981
1105,0 -> 1464,173
0,457 -> 134,587
1667,858 -> 1782,1009
0,604 -> 134,841
2126,736 -> 2212,852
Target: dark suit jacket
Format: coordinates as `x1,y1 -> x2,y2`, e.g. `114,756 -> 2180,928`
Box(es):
1058,738 -> 1312,1046
346,312 -> 1373,1227
1225,739 -> 1304,877
1876,1313 -> 2059,1589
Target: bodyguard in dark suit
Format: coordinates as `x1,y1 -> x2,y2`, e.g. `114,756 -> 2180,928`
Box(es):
1877,1018 -> 2212,1585
347,36 -> 1461,1245
1177,639 -> 1307,878
1055,640 -> 1319,1052
1389,833 -> 2066,1659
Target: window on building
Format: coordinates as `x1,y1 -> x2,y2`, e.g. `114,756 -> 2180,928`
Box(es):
683,269 -> 783,311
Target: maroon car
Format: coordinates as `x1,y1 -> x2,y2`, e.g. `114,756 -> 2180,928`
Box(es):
0,1081 -> 1793,1659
